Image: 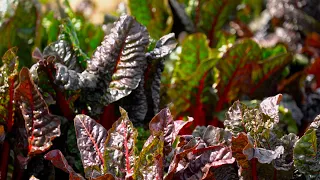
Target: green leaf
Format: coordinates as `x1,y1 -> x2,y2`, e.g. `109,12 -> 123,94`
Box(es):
0,47 -> 18,143
168,33 -> 214,114
128,0 -> 173,39
134,135 -> 164,180
294,115 -> 320,179
104,107 -> 137,179
186,0 -> 241,46
0,0 -> 40,68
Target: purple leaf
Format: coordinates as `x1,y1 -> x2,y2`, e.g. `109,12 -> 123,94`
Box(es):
74,114 -> 107,178
104,107 -> 137,179
44,150 -> 85,180
14,68 -> 61,155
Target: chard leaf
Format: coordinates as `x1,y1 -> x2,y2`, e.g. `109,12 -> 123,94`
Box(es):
117,79 -> 147,126
224,94 -> 282,137
134,135 -> 164,180
168,0 -> 195,33
185,0 -> 241,46
54,15 -> 150,108
0,47 -> 18,139
146,33 -> 178,60
44,150 -> 85,180
128,0 -> 173,39
217,39 -> 291,104
43,39 -> 83,72
145,108 -> 193,156
216,39 -> 261,103
231,132 -> 253,180
104,107 -> 137,179
294,115 -> 320,179
259,94 -> 282,123
168,33 -> 213,115
0,0 -> 39,68
144,33 -> 177,121
14,68 -> 61,155
74,114 -> 107,178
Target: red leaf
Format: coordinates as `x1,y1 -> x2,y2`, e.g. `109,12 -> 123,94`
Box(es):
44,150 -> 85,180
74,114 -> 107,178
14,68 -> 61,155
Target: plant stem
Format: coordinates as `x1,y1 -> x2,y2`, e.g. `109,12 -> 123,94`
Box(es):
0,141 -> 10,180
251,158 -> 258,180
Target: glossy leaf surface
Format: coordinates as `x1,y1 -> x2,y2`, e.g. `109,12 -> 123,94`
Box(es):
104,107 -> 137,179
74,114 -> 107,178
14,68 -> 61,155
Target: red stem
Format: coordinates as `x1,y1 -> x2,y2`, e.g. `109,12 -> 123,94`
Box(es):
0,141 -> 10,180
7,77 -> 15,132
100,104 -> 118,130
45,65 -> 74,121
208,0 -> 228,47
193,71 -> 209,126
251,158 -> 258,180
194,0 -> 201,31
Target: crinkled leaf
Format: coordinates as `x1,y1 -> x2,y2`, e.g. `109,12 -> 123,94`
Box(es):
104,107 -> 137,179
128,0 -> 173,39
44,150 -> 85,180
144,108 -> 193,156
259,94 -> 282,123
134,135 -> 164,180
294,115 -> 320,179
0,47 -> 18,136
166,132 -> 235,180
74,114 -> 107,178
144,33 -> 177,121
14,68 -> 61,155
117,78 -> 147,126
165,137 -> 199,180
54,15 -> 149,108
224,95 -> 282,138
202,125 -> 232,146
231,132 -> 252,179
216,39 -> 261,103
43,39 -> 83,72
146,33 -> 178,60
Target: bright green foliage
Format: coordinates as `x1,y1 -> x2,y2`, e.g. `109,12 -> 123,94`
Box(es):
294,115 -> 320,179
0,48 -> 18,133
168,33 -> 214,114
128,0 -> 173,39
0,0 -> 39,68
185,0 -> 241,46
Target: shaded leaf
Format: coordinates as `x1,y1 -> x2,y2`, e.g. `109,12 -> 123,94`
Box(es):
104,107 -> 137,179
44,150 -> 85,180
14,68 -> 61,155
74,114 -> 107,178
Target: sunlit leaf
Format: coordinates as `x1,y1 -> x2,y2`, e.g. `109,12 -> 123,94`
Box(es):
104,107 -> 137,179
74,114 -> 107,178
128,0 -> 173,39
14,68 -> 61,155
